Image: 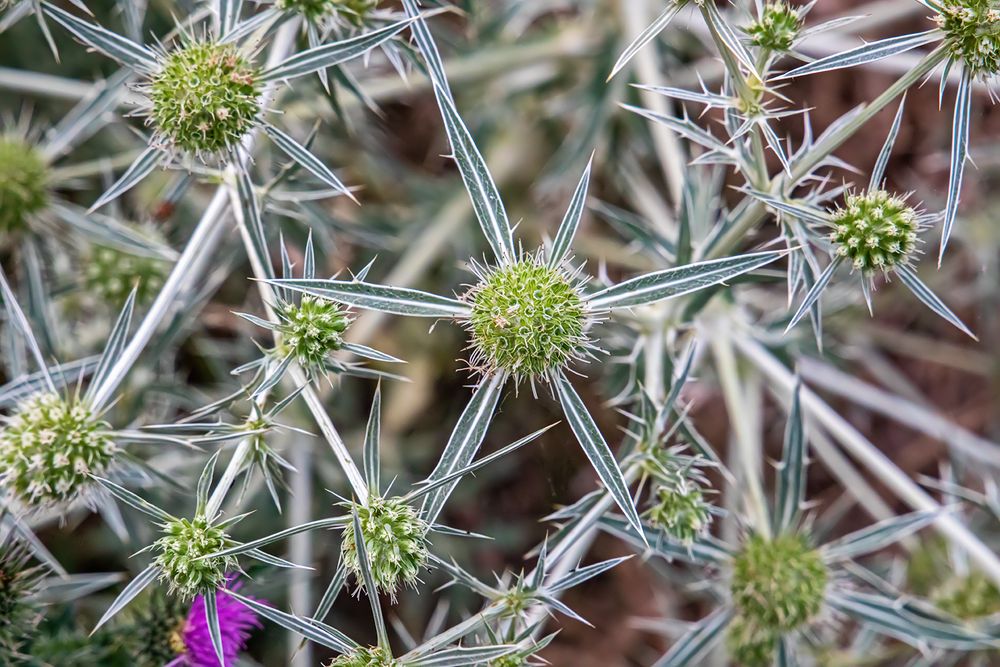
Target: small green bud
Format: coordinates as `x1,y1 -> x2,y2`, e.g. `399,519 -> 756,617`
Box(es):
340,496 -> 430,597
149,41 -> 262,155
85,245 -> 169,307
327,645 -> 399,667
936,0 -> 1000,78
934,570 -> 1000,620
153,516 -> 237,600
276,295 -> 350,368
829,190 -> 920,273
277,0 -> 378,24
645,482 -> 712,545
746,1 -> 802,52
730,533 -> 827,632
725,615 -> 778,667
467,259 -> 587,380
0,393 -> 115,507
0,138 -> 48,234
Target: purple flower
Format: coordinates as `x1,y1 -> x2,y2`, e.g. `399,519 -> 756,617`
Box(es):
169,577 -> 262,667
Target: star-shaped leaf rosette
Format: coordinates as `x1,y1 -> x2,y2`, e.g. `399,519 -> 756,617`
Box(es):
265,5 -> 787,538
41,1 -> 418,212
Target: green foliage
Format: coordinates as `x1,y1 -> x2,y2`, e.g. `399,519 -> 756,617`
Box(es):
725,615 -> 778,667
340,496 -> 430,596
0,540 -> 44,656
936,0 -> 1000,77
830,190 -> 919,273
467,258 -> 587,380
153,516 -> 237,600
0,137 -> 48,233
148,41 -> 262,154
0,392 -> 116,506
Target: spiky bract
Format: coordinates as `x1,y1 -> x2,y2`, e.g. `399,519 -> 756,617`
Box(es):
0,392 -> 115,506
149,41 -> 262,155
340,495 -> 430,596
327,645 -> 400,667
829,190 -> 919,273
153,516 -> 237,600
0,137 -> 48,233
467,259 -> 587,380
730,533 -> 827,632
936,0 -> 1000,78
746,1 -> 801,52
127,592 -> 188,667
276,295 -> 350,369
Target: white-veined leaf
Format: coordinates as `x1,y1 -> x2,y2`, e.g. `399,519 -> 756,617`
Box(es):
823,510 -> 936,561
652,606 -> 733,667
351,510 -> 390,649
262,123 -> 354,201
92,565 -> 160,632
89,146 -> 161,212
225,589 -> 358,652
216,0 -> 241,37
776,30 -> 939,80
869,96 -> 906,190
269,278 -> 470,317
785,257 -> 840,333
204,589 -> 226,667
341,342 -> 404,364
85,289 -> 136,405
91,475 -> 175,524
940,67 -> 972,262
201,516 -> 347,560
773,382 -> 805,534
607,2 -> 684,81
363,383 -> 381,494
408,645 -> 519,667
895,265 -> 976,339
42,2 -> 157,71
549,555 -> 631,593
548,154 -> 593,268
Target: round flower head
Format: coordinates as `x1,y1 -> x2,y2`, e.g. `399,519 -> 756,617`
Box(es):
328,645 -> 399,667
725,615 -> 779,667
176,579 -> 261,667
645,482 -> 712,545
746,1 -> 802,52
936,0 -> 1000,79
148,40 -> 262,155
829,190 -> 921,273
277,0 -> 378,25
934,570 -> 1000,620
0,392 -> 116,507
466,256 -> 589,381
730,533 -> 828,633
0,137 -> 48,234
153,516 -> 238,600
275,295 -> 350,369
85,244 -> 169,307
340,495 -> 430,597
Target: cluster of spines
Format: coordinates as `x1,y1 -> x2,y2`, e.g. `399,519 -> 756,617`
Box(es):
277,0 -> 378,25
829,190 -> 920,273
327,645 -> 399,666
745,1 -> 802,52
340,495 -> 430,597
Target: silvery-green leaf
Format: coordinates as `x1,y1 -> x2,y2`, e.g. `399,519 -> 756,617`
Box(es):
0,356 -> 98,408
226,589 -> 358,652
269,278 -> 470,317
313,561 -> 348,622
598,515 -> 731,565
262,123 -> 354,201
701,0 -> 760,79
245,547 -> 306,569
776,637 -> 797,667
204,589 -> 226,667
351,510 -> 390,650
432,83 -> 516,266
92,565 -> 160,632
50,203 -> 175,259
402,0 -> 450,102
773,381 -> 805,534
196,451 -> 220,518
554,370 -> 644,539
252,354 -> 293,400
940,67 -> 972,262
44,66 -> 131,159
0,264 -> 55,393
216,0 -> 241,37
588,250 -> 785,309
408,644 -> 518,667
776,30 -> 939,80
85,289 -> 136,405
89,146 -> 161,212
652,606 -> 733,667
420,373 -> 506,524
869,96 -> 906,190
785,258 -> 840,333
221,7 -> 280,45
549,555 -> 631,593
341,342 -> 404,364
622,104 -> 732,155
91,475 -> 175,524
748,191 -> 831,225
548,154 -> 593,268
202,517 -> 346,560
823,510 -> 936,561
607,2 -> 684,81
42,2 -> 157,72
233,166 -> 274,280
364,384 -> 381,494
895,265 -> 975,339
262,17 -> 416,81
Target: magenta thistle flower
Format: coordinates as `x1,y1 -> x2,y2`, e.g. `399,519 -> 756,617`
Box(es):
167,578 -> 261,667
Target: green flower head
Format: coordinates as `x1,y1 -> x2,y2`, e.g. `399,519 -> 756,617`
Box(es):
726,615 -> 779,667
148,41 -> 262,155
936,0 -> 1000,78
276,295 -> 350,369
153,516 -> 237,600
327,645 -> 399,667
645,482 -> 712,545
0,137 -> 48,234
730,533 -> 828,633
85,245 -> 169,307
829,190 -> 920,273
0,392 -> 116,507
746,1 -> 802,52
934,570 -> 1000,620
467,257 -> 589,381
340,495 -> 430,597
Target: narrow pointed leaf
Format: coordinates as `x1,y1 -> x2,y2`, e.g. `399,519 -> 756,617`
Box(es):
351,510 -> 390,650
268,279 -> 470,317
410,645 -> 518,667
42,2 -> 157,71
823,510 -> 936,561
870,96 -> 906,190
776,30 -> 939,80
92,565 -> 159,633
92,475 -> 174,523
196,451 -> 221,518
204,590 -> 226,667
263,123 -> 353,200
234,166 -> 273,280
773,382 -> 805,534
89,146 -> 161,212
549,555 -> 631,593
203,517 -> 346,559
607,3 -> 683,80
895,265 -> 975,338
653,606 -> 733,667
548,155 -> 593,268
940,68 -> 972,261
786,258 -> 839,332
226,589 -> 358,652
341,342 -> 404,364
216,0 -> 241,37
364,384 -> 381,494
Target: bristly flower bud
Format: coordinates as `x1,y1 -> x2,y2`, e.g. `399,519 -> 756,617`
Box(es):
153,516 -> 238,600
725,615 -> 779,667
149,41 -> 262,155
934,570 -> 1000,620
0,392 -> 116,507
645,482 -> 712,545
829,190 -> 920,273
466,257 -> 588,381
277,0 -> 378,25
0,137 -> 48,233
340,496 -> 430,597
936,0 -> 1000,79
85,244 -> 169,307
327,645 -> 399,667
745,1 -> 802,52
275,295 -> 350,369
730,533 -> 827,633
